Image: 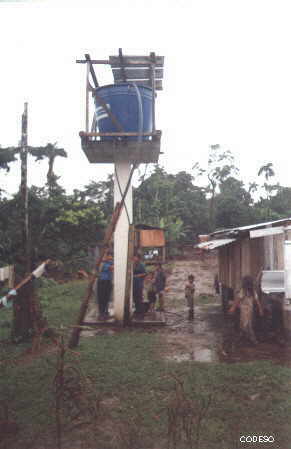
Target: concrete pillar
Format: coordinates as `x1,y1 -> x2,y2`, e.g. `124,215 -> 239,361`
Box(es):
113,161 -> 133,322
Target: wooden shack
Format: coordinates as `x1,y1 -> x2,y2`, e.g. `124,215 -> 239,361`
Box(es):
134,224 -> 166,263
198,217 -> 291,296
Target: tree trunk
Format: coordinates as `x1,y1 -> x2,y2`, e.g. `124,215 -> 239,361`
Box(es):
47,154 -> 56,193
12,281 -> 34,343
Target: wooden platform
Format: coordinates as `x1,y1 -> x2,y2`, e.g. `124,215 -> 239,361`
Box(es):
131,311 -> 166,326
82,311 -> 166,327
80,131 -> 161,164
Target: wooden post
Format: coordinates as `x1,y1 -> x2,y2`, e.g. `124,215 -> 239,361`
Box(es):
86,62 -> 90,133
124,225 -> 134,325
20,102 -> 30,273
150,52 -> 156,133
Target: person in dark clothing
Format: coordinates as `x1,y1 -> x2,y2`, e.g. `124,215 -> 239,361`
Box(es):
145,271 -> 157,313
133,254 -> 147,315
154,264 -> 166,311
97,251 -> 113,320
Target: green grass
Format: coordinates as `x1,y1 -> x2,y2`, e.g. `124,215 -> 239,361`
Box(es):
1,281 -> 291,448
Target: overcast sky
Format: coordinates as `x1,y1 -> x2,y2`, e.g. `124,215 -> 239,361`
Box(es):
1,0 -> 291,195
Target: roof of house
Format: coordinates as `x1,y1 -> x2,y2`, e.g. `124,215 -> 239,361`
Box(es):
211,217 -> 291,238
196,238 -> 236,250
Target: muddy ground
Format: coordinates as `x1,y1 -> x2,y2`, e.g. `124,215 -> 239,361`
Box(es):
83,253 -> 291,366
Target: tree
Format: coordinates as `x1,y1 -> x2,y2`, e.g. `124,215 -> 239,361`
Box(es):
0,146 -> 18,171
134,166 -> 209,241
76,175 -> 114,218
215,177 -> 254,228
258,162 -> 275,181
28,142 -> 67,194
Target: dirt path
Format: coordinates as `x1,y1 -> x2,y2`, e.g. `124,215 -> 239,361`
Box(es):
165,253 -> 218,308
162,256 -> 291,365
161,254 -> 222,362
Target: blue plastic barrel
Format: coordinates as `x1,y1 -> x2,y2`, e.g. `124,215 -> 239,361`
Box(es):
94,83 -> 153,141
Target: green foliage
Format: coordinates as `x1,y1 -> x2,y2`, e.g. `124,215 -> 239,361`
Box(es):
134,166 -> 209,241
1,135 -> 291,262
0,185 -> 105,265
0,146 -> 18,171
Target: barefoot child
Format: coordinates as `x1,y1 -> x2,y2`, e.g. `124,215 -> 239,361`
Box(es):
229,275 -> 263,345
185,275 -> 195,320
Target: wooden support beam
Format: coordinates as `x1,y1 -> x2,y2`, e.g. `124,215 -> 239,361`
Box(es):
79,131 -> 161,137
112,68 -> 163,80
109,55 -> 164,67
118,48 -> 127,82
150,52 -> 156,132
93,91 -> 125,133
76,59 -> 109,64
85,54 -> 99,88
124,225 -> 135,325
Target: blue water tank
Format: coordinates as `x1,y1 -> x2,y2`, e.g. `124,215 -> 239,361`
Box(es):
94,83 -> 153,141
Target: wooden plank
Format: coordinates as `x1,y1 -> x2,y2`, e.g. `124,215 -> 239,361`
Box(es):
112,68 -> 164,80
68,204 -> 124,348
80,131 -> 160,137
139,229 -> 165,247
124,225 -> 134,325
93,91 -> 125,132
109,55 -> 164,67
85,54 -> 99,88
150,52 -> 156,133
76,59 -> 109,64
114,79 -> 163,90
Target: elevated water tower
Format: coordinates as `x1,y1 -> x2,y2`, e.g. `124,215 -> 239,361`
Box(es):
77,49 -> 164,323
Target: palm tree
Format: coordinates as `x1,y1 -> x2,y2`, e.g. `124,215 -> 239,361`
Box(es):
28,143 -> 67,193
258,162 -> 275,181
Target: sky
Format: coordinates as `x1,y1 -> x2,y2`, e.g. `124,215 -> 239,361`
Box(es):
1,0 -> 291,196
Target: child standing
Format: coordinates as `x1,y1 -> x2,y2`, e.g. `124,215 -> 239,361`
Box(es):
229,275 -> 263,345
185,275 -> 195,320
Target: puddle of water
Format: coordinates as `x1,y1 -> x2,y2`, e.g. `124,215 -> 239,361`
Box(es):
165,348 -> 218,363
166,354 -> 192,363
193,348 -> 217,362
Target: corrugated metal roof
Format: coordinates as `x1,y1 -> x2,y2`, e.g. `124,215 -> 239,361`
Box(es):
196,238 -> 236,250
211,217 -> 291,236
250,227 -> 284,239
